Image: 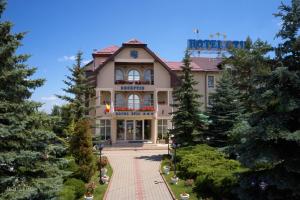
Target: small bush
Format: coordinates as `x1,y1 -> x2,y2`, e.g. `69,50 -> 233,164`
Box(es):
64,178 -> 85,199
58,185 -> 75,200
177,144 -> 247,199
97,156 -> 108,170
184,179 -> 194,186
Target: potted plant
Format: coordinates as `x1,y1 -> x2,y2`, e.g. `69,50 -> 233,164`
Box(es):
180,192 -> 190,200
163,165 -> 170,175
170,175 -> 179,184
84,182 -> 96,200
101,175 -> 110,184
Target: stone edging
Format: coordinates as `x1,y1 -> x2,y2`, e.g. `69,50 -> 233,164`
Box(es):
159,159 -> 177,200
102,158 -> 114,200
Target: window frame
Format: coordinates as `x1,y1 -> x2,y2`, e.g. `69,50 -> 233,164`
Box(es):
115,69 -> 124,81
128,69 -> 140,81
207,75 -> 215,88
99,119 -> 111,141
128,94 -> 140,109
157,119 -> 168,140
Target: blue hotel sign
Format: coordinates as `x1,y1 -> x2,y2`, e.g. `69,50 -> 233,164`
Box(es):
120,85 -> 144,91
187,39 -> 246,50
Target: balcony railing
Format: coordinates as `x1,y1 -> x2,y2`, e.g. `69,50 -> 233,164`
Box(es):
115,80 -> 153,85
114,103 -> 154,112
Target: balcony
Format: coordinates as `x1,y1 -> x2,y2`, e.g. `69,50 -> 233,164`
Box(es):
115,66 -> 154,85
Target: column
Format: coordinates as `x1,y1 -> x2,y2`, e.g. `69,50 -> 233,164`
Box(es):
152,119 -> 157,144
111,119 -> 117,144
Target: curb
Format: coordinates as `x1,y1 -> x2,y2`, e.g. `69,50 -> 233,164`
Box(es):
102,158 -> 114,200
159,159 -> 177,200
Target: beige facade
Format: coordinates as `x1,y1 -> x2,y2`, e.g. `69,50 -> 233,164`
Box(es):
84,39 -> 221,144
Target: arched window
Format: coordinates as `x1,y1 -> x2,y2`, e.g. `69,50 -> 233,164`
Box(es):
144,69 -> 153,84
128,69 -> 140,81
128,94 -> 140,109
143,94 -> 153,106
115,69 -> 124,81
115,93 -> 125,107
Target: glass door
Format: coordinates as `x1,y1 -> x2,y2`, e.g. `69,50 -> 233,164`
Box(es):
126,120 -> 134,140
117,120 -> 125,140
144,120 -> 151,140
135,120 -> 143,140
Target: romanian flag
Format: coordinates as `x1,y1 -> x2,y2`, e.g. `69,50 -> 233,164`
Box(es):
105,104 -> 110,113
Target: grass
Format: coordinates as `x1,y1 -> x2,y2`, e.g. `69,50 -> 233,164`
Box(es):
81,154 -> 113,200
161,155 -> 199,200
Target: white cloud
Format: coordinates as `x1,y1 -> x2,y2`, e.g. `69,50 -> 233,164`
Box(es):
82,60 -> 92,65
57,55 -> 76,62
41,95 -> 58,101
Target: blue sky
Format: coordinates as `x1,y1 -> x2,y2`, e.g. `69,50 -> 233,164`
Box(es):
3,0 -> 290,112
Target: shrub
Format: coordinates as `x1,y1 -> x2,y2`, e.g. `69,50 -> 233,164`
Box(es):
64,178 -> 86,199
97,156 -> 108,170
184,179 -> 194,186
58,185 -> 76,200
177,144 -> 247,199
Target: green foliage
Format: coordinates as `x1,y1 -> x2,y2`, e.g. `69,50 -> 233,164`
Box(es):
223,1 -> 300,199
0,1 -> 68,199
206,69 -> 243,147
58,186 -> 76,200
170,50 -> 210,146
64,178 -> 85,199
177,145 -> 247,199
57,51 -> 93,122
70,119 -> 95,182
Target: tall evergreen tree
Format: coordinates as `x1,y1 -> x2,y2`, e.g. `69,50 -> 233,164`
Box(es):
0,1 -> 67,199
170,51 -> 209,146
206,69 -> 243,147
57,51 -> 92,121
229,1 -> 300,199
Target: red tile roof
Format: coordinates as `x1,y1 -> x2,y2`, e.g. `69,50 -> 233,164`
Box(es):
124,38 -> 145,45
165,57 -> 222,72
93,45 -> 119,55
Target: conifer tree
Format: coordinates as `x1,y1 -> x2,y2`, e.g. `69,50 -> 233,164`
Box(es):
57,51 -> 92,121
229,1 -> 300,199
170,51 -> 209,146
0,1 -> 67,199
206,69 -> 243,147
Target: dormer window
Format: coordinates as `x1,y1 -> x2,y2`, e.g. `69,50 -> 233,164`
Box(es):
128,69 -> 140,81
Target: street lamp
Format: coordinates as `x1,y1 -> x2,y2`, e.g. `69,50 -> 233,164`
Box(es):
172,141 -> 180,177
99,143 -> 104,184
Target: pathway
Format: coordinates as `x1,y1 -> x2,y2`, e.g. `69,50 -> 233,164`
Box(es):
104,150 -> 173,200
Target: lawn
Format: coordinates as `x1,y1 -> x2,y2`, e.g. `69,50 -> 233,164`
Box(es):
161,155 -> 199,200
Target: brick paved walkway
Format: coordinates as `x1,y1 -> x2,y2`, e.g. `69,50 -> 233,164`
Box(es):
104,150 -> 173,200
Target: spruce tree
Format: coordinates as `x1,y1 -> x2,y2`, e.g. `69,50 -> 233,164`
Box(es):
206,69 -> 243,147
0,1 -> 67,199
57,51 -> 92,121
170,50 -> 209,146
230,1 -> 300,199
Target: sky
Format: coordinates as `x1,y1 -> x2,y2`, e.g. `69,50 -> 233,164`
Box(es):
3,0 -> 290,113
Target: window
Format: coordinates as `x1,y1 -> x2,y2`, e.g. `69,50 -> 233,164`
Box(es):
143,94 -> 153,106
208,75 -> 215,88
115,69 -> 124,81
128,69 -> 140,81
115,93 -> 125,107
157,119 -> 168,140
99,120 -> 111,140
128,94 -> 140,109
207,95 -> 213,107
144,69 -> 154,84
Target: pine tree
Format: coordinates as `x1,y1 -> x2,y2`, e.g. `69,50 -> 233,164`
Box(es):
206,69 -> 243,147
57,51 -> 92,121
170,51 -> 210,146
0,1 -> 68,199
70,119 -> 95,182
230,1 -> 300,199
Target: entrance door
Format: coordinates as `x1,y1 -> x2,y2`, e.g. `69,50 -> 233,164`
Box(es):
144,120 -> 151,140
135,120 -> 143,140
126,120 -> 134,140
117,120 -> 125,140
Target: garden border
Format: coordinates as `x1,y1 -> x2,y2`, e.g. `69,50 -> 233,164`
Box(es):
159,159 -> 176,200
102,157 -> 114,200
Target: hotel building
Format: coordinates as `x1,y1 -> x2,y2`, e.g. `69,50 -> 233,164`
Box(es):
84,39 -> 221,144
